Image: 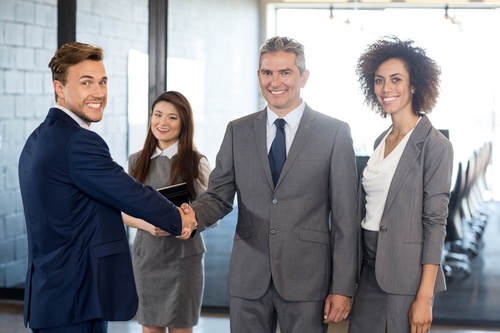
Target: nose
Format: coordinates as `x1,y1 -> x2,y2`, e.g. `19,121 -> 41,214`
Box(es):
158,115 -> 170,126
270,73 -> 282,87
382,81 -> 392,93
92,84 -> 106,98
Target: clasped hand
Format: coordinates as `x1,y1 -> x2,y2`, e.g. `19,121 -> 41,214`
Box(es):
175,203 -> 197,240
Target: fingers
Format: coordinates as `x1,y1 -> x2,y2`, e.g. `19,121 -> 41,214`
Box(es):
408,298 -> 433,333
181,202 -> 192,215
150,227 -> 170,237
175,226 -> 193,240
323,294 -> 351,324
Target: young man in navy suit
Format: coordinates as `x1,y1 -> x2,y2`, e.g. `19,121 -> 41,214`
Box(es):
18,42 -> 197,333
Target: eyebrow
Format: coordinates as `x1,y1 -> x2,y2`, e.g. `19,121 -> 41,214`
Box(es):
260,67 -> 293,73
79,75 -> 108,81
375,73 -> 403,78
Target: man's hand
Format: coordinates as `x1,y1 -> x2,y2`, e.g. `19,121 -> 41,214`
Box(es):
323,294 -> 351,324
175,203 -> 197,240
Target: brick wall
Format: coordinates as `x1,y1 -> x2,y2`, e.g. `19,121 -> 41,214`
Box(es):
0,0 -> 260,297
0,0 -> 57,288
0,0 -> 151,289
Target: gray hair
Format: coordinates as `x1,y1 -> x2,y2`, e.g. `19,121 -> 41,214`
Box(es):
259,36 -> 306,74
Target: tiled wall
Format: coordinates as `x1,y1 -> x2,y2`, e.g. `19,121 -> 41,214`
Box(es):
0,0 -> 151,288
0,0 -> 260,297
0,0 -> 58,288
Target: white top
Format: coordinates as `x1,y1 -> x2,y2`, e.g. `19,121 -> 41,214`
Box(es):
266,100 -> 305,155
151,141 -> 211,195
361,120 -> 419,231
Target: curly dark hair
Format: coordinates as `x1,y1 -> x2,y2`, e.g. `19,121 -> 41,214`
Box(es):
355,35 -> 441,118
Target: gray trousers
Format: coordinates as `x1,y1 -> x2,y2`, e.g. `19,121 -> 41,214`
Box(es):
229,280 -> 328,333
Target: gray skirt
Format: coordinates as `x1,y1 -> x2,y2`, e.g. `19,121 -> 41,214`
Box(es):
133,231 -> 205,328
348,229 -> 415,333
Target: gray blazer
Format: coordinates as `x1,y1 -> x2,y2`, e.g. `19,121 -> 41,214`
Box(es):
358,115 -> 453,295
191,104 -> 358,302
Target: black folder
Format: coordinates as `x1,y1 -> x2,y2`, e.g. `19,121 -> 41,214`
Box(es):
157,182 -> 190,207
157,182 -> 197,239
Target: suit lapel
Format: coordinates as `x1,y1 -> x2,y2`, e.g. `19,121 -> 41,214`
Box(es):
383,115 -> 432,214
254,105 -> 316,189
277,105 -> 315,187
253,109 -> 275,189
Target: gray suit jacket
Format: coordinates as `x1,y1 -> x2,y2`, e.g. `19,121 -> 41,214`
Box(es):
191,104 -> 358,302
358,115 -> 453,295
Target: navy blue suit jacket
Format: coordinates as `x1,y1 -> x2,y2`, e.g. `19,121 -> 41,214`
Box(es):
18,108 -> 182,329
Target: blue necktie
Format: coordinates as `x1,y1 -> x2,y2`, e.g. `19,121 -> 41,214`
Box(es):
269,118 -> 286,186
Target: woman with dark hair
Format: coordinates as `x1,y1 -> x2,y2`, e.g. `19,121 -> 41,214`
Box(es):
123,91 -> 210,333
348,36 -> 453,333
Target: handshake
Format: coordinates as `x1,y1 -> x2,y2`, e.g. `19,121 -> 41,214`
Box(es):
176,203 -> 198,240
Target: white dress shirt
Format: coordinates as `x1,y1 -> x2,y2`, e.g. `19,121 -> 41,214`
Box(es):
266,100 -> 306,155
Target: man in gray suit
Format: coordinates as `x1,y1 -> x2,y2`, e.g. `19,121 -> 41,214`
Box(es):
188,36 -> 358,333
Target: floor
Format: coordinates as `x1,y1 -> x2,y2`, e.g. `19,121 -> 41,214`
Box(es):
0,300 -> 498,333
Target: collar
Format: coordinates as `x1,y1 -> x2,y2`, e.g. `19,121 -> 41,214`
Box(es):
54,105 -> 90,129
151,141 -> 179,159
266,100 -> 305,129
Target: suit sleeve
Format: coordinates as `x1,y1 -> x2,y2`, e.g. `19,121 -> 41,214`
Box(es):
422,134 -> 454,265
329,122 -> 359,297
190,123 -> 235,231
66,129 -> 183,236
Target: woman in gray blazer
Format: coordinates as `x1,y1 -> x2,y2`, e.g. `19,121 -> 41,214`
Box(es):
348,36 -> 454,333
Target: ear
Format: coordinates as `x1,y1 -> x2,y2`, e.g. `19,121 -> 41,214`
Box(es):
300,69 -> 310,88
53,80 -> 65,100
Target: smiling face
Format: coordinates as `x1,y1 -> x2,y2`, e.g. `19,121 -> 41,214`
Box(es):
258,51 -> 309,117
54,60 -> 107,126
374,58 -> 414,117
150,101 -> 182,150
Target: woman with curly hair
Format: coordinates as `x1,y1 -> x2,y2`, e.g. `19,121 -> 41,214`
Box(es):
123,91 -> 210,333
348,36 -> 454,333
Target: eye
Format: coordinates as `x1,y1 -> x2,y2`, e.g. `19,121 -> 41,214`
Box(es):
261,70 -> 272,76
282,70 -> 291,75
374,78 -> 383,84
99,80 -> 107,86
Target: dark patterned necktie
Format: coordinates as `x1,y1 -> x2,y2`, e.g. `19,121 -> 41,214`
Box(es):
269,118 -> 286,186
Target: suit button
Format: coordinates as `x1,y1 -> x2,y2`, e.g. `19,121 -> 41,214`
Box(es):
272,199 -> 278,204
379,226 -> 387,233
270,229 -> 276,235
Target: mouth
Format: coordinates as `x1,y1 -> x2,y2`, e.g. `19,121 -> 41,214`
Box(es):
157,127 -> 169,134
269,89 -> 287,95
86,101 -> 104,110
382,96 -> 397,103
